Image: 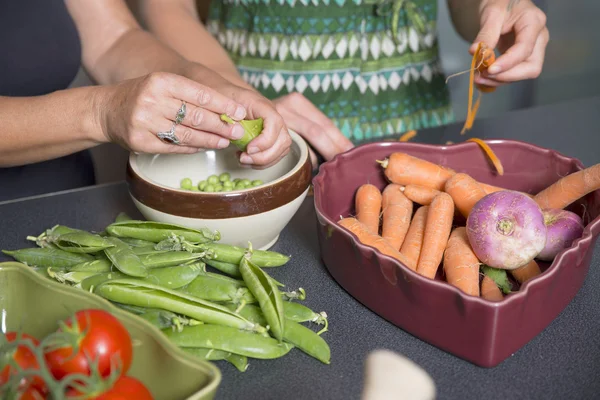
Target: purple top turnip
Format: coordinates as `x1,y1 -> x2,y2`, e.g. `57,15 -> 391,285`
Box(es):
537,209 -> 584,261
466,190 -> 547,270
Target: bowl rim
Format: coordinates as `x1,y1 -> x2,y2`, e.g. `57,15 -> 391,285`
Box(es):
0,261 -> 222,399
128,129 -> 309,196
312,138 -> 600,309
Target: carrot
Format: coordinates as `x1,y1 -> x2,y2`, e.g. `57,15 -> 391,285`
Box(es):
355,184 -> 382,234
510,259 -> 542,284
378,153 -> 454,191
399,206 -> 429,271
381,184 -> 413,250
444,173 -> 487,218
401,185 -> 441,206
416,193 -> 455,279
481,275 -> 503,301
534,163 -> 600,210
443,227 -> 480,296
338,218 -> 411,267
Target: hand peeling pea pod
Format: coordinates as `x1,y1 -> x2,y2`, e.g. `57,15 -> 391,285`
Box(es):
1,247 -> 94,268
239,249 -> 285,342
138,251 -> 206,269
163,324 -> 293,360
220,114 -> 264,152
103,237 -> 148,278
93,279 -> 265,333
105,220 -> 220,243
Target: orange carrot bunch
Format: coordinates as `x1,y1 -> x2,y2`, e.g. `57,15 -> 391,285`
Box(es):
337,150 -> 600,302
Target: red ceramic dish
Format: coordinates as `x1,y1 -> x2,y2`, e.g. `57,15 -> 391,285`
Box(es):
313,139 -> 600,368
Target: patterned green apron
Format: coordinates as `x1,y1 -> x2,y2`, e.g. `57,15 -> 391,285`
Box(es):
207,0 -> 454,143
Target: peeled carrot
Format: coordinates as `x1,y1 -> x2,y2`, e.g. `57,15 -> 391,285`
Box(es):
443,227 -> 480,296
481,275 -> 503,301
355,184 -> 382,234
534,163 -> 600,210
378,153 -> 454,191
510,259 -> 542,284
399,206 -> 429,271
401,185 -> 441,206
444,173 -> 487,218
381,184 -> 413,250
416,193 -> 455,279
338,218 -> 411,267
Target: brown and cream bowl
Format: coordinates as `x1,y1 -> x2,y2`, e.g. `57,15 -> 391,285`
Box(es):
126,130 -> 311,250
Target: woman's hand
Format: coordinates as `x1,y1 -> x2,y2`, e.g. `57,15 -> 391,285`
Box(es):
272,93 -> 354,168
99,71 -> 290,167
472,0 -> 549,87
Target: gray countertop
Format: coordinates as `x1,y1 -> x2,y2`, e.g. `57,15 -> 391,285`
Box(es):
1,96 -> 599,400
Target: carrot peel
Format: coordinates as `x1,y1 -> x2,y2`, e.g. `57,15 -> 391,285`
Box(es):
467,138 -> 504,175
460,42 -> 496,134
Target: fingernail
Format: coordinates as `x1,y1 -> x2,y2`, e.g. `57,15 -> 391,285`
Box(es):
247,146 -> 260,155
217,139 -> 230,149
231,125 -> 245,140
487,65 -> 501,74
233,106 -> 246,120
240,154 -> 253,164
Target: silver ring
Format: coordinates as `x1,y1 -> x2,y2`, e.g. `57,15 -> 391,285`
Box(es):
157,126 -> 180,145
175,101 -> 186,125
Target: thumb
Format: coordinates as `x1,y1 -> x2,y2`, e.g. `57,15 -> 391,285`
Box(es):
470,2 -> 508,54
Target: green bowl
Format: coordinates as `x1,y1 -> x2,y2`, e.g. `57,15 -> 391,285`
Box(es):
0,262 -> 221,400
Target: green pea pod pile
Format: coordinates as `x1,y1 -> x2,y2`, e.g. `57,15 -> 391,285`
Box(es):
2,212 -> 331,371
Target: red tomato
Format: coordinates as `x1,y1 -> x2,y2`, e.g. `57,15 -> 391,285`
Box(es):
66,376 -> 153,400
44,309 -> 133,380
0,332 -> 46,393
17,386 -> 46,400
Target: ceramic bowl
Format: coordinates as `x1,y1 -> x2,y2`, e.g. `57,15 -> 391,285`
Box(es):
0,261 -> 221,400
126,130 -> 312,250
313,139 -> 600,368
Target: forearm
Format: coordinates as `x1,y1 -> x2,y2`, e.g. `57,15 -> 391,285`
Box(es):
446,0 -> 483,43
0,87 -> 106,167
140,0 -> 252,90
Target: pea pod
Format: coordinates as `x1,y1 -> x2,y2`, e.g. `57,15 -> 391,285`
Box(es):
239,251 -> 285,341
94,279 -> 264,333
131,245 -> 165,256
114,212 -> 134,223
197,243 -> 290,267
203,258 -> 242,278
1,248 -> 94,268
220,115 -> 264,152
105,221 -> 220,243
138,251 -> 205,269
67,259 -> 112,273
182,272 -> 255,306
103,237 -> 148,278
183,348 -> 248,372
115,304 -> 201,332
163,324 -> 293,359
226,302 -> 328,333
47,268 -> 99,286
145,262 -> 205,289
282,302 -> 329,333
118,237 -> 157,248
79,263 -> 203,290
52,231 -> 115,254
26,225 -> 76,247
282,320 -> 331,365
